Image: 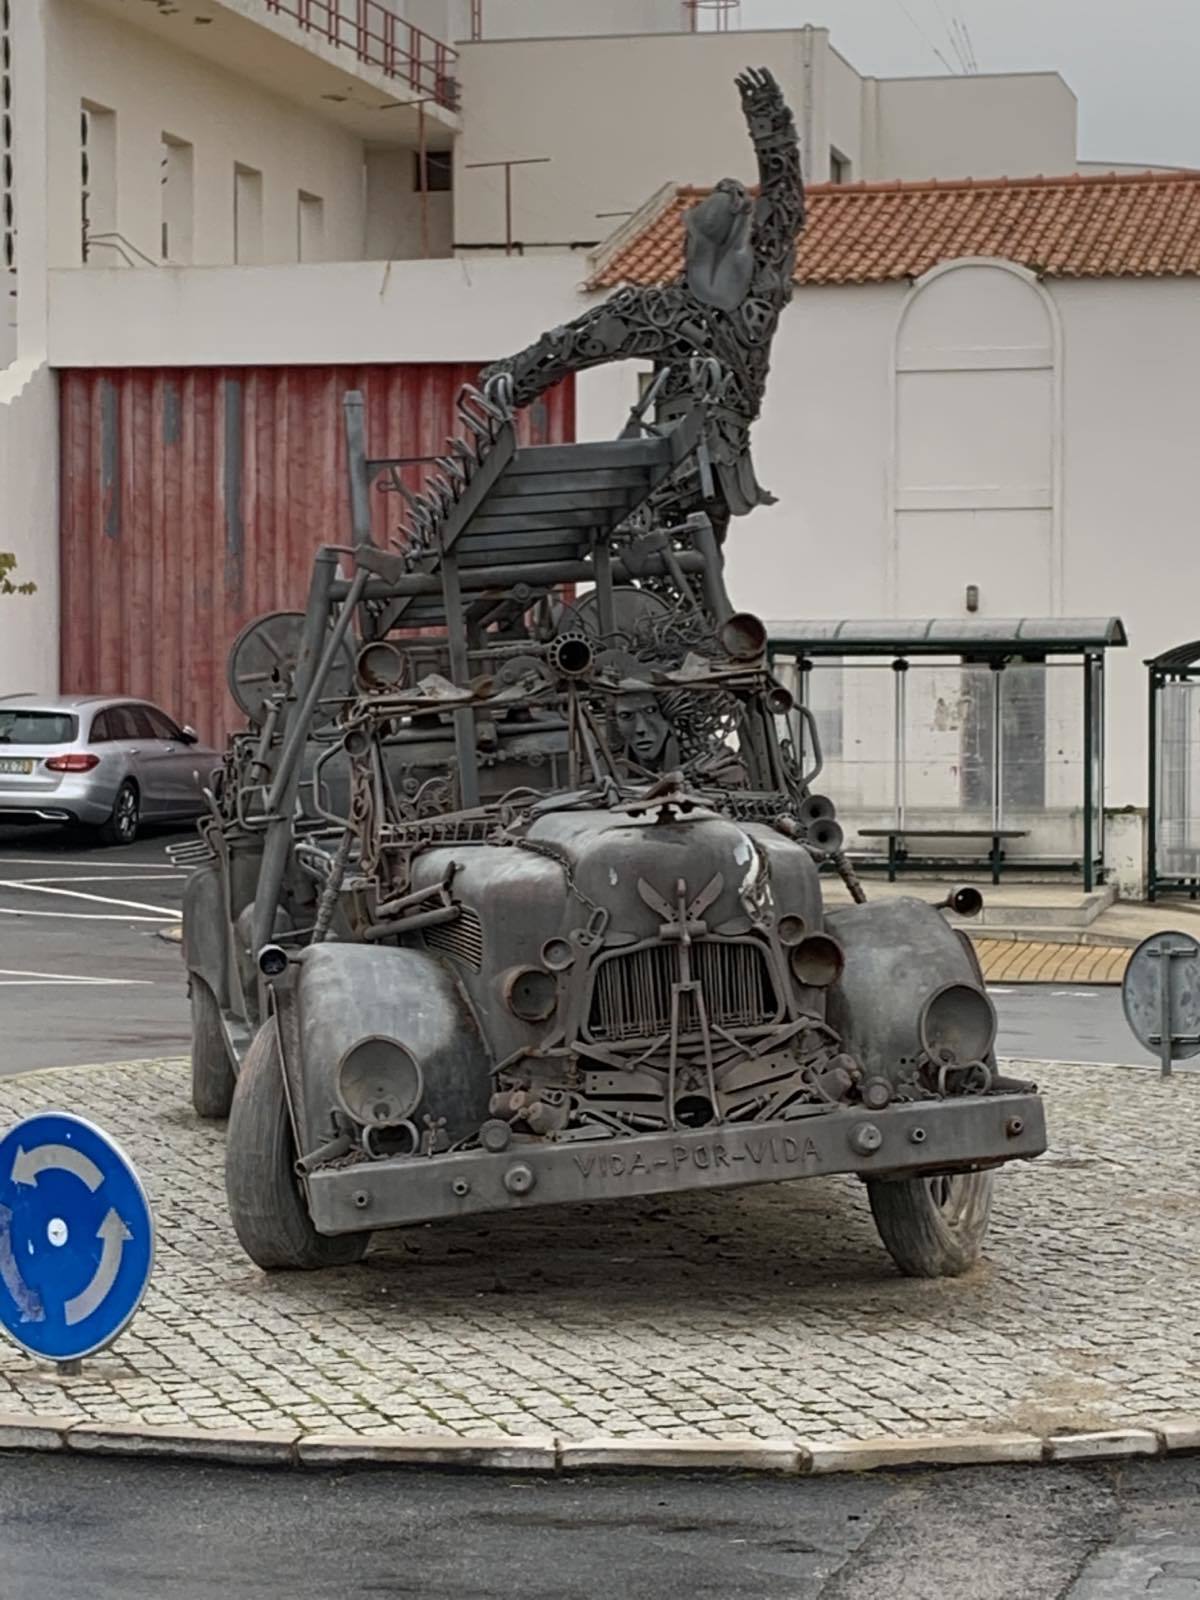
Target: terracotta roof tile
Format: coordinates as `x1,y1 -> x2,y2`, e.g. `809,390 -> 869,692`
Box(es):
587,170 -> 1200,290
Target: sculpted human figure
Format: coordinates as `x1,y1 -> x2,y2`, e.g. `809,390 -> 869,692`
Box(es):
480,67 -> 805,541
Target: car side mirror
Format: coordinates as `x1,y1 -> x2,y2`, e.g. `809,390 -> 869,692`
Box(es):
180,726 -> 199,745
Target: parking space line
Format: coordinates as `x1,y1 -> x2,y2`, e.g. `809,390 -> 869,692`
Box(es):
0,857 -> 184,869
0,907 -> 174,923
0,969 -> 153,986
14,875 -> 187,885
3,880 -> 180,916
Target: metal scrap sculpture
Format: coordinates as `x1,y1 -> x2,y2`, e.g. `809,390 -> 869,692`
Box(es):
480,67 -> 804,539
180,71 -> 1049,1289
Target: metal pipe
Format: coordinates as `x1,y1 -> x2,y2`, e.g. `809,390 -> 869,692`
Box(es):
362,906 -> 459,942
344,391 -> 372,548
1083,651 -> 1095,892
251,552 -> 350,957
689,516 -> 734,623
330,549 -> 711,602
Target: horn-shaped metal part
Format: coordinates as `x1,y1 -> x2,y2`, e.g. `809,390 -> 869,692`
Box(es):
799,792 -> 836,824
719,611 -> 768,661
807,817 -> 844,854
940,885 -> 984,918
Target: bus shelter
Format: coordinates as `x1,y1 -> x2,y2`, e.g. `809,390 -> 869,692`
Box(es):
1147,641 -> 1200,900
767,618 -> 1127,889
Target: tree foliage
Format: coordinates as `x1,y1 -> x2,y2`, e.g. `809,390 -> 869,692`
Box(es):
0,552 -> 35,596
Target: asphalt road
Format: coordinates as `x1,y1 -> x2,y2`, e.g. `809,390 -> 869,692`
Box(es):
0,823 -> 192,1072
0,823 -> 1184,1075
3,1450 -> 1199,1600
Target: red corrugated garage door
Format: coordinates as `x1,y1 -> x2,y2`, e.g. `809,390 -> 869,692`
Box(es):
59,365 -> 575,748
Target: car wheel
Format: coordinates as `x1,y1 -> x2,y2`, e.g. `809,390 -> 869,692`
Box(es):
866,1170 -> 994,1278
225,1019 -> 370,1272
98,780 -> 140,846
190,976 -> 235,1120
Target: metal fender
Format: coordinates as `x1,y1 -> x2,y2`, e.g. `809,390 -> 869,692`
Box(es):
824,896 -> 996,1085
289,942 -> 492,1151
181,863 -> 228,1006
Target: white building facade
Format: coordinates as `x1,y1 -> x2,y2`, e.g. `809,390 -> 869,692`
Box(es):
2,0 -> 1191,883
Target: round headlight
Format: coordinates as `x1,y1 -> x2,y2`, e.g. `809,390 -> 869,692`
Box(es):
776,913 -> 807,947
919,982 -> 996,1064
505,966 -> 557,1022
336,1036 -> 423,1128
257,943 -> 289,979
541,937 -> 575,972
789,933 -> 845,988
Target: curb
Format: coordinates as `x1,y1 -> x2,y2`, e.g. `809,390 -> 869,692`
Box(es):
969,928 -> 1141,950
0,1414 -> 1197,1478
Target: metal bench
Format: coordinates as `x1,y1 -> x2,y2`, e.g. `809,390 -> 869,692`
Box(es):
857,827 -> 1029,885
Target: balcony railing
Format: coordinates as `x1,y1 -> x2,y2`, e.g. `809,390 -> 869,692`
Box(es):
264,0 -> 459,109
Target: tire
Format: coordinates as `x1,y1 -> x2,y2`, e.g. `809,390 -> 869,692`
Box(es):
98,779 -> 140,846
190,976 -> 235,1120
866,1170 -> 995,1278
225,1019 -> 370,1272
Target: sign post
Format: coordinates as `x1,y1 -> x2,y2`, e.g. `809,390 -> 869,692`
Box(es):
0,1113 -> 154,1368
1122,930 -> 1200,1078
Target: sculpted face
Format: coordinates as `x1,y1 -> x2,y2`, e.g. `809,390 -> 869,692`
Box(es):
684,180 -> 754,312
615,692 -> 671,767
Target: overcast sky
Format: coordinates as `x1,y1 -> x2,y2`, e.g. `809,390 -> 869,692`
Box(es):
731,0 -> 1198,168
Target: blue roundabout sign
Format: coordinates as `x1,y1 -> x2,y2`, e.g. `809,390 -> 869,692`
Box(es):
0,1113 -> 154,1362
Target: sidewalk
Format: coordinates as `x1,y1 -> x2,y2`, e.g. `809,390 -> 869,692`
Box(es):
0,1054 -> 1197,1475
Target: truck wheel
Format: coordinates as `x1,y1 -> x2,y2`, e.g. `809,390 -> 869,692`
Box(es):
225,1019 -> 370,1271
866,1171 -> 994,1278
190,977 -> 235,1120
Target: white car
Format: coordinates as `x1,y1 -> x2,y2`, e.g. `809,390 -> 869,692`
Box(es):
0,693 -> 220,844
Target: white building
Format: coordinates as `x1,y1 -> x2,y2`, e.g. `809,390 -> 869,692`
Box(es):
3,0 -> 1192,885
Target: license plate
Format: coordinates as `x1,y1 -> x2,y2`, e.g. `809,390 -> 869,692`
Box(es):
0,759 -> 33,775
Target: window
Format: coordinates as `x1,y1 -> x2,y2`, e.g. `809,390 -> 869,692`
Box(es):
160,133 -> 194,263
143,706 -> 184,741
233,163 -> 262,264
829,147 -> 852,185
123,705 -> 158,740
413,150 -> 452,193
297,190 -> 324,262
0,709 -> 77,744
90,710 -> 113,743
80,101 -> 116,266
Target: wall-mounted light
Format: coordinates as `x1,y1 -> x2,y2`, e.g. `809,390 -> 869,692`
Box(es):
966,584 -> 979,614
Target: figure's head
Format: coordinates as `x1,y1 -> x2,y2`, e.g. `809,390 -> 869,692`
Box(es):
684,181 -> 754,312
614,690 -> 672,768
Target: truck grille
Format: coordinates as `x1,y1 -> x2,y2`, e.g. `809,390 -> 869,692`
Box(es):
586,940 -> 778,1043
424,907 -> 484,970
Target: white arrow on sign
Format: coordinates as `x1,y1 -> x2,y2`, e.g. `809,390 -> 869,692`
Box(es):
11,1145 -> 103,1192
64,1209 -> 132,1327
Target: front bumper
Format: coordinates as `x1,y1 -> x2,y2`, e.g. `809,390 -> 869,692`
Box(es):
304,1091 -> 1046,1236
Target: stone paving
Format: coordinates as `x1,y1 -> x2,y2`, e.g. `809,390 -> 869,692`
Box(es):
0,1056 -> 1195,1446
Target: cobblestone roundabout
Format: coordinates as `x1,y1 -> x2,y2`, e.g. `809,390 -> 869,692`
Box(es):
0,1057 -> 1194,1446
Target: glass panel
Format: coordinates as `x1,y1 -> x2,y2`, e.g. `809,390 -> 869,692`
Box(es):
144,706 -> 182,741
802,661 -> 895,855
902,662 -> 995,853
1010,662 -> 1083,863
0,709 -> 78,743
1158,681 -> 1200,878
